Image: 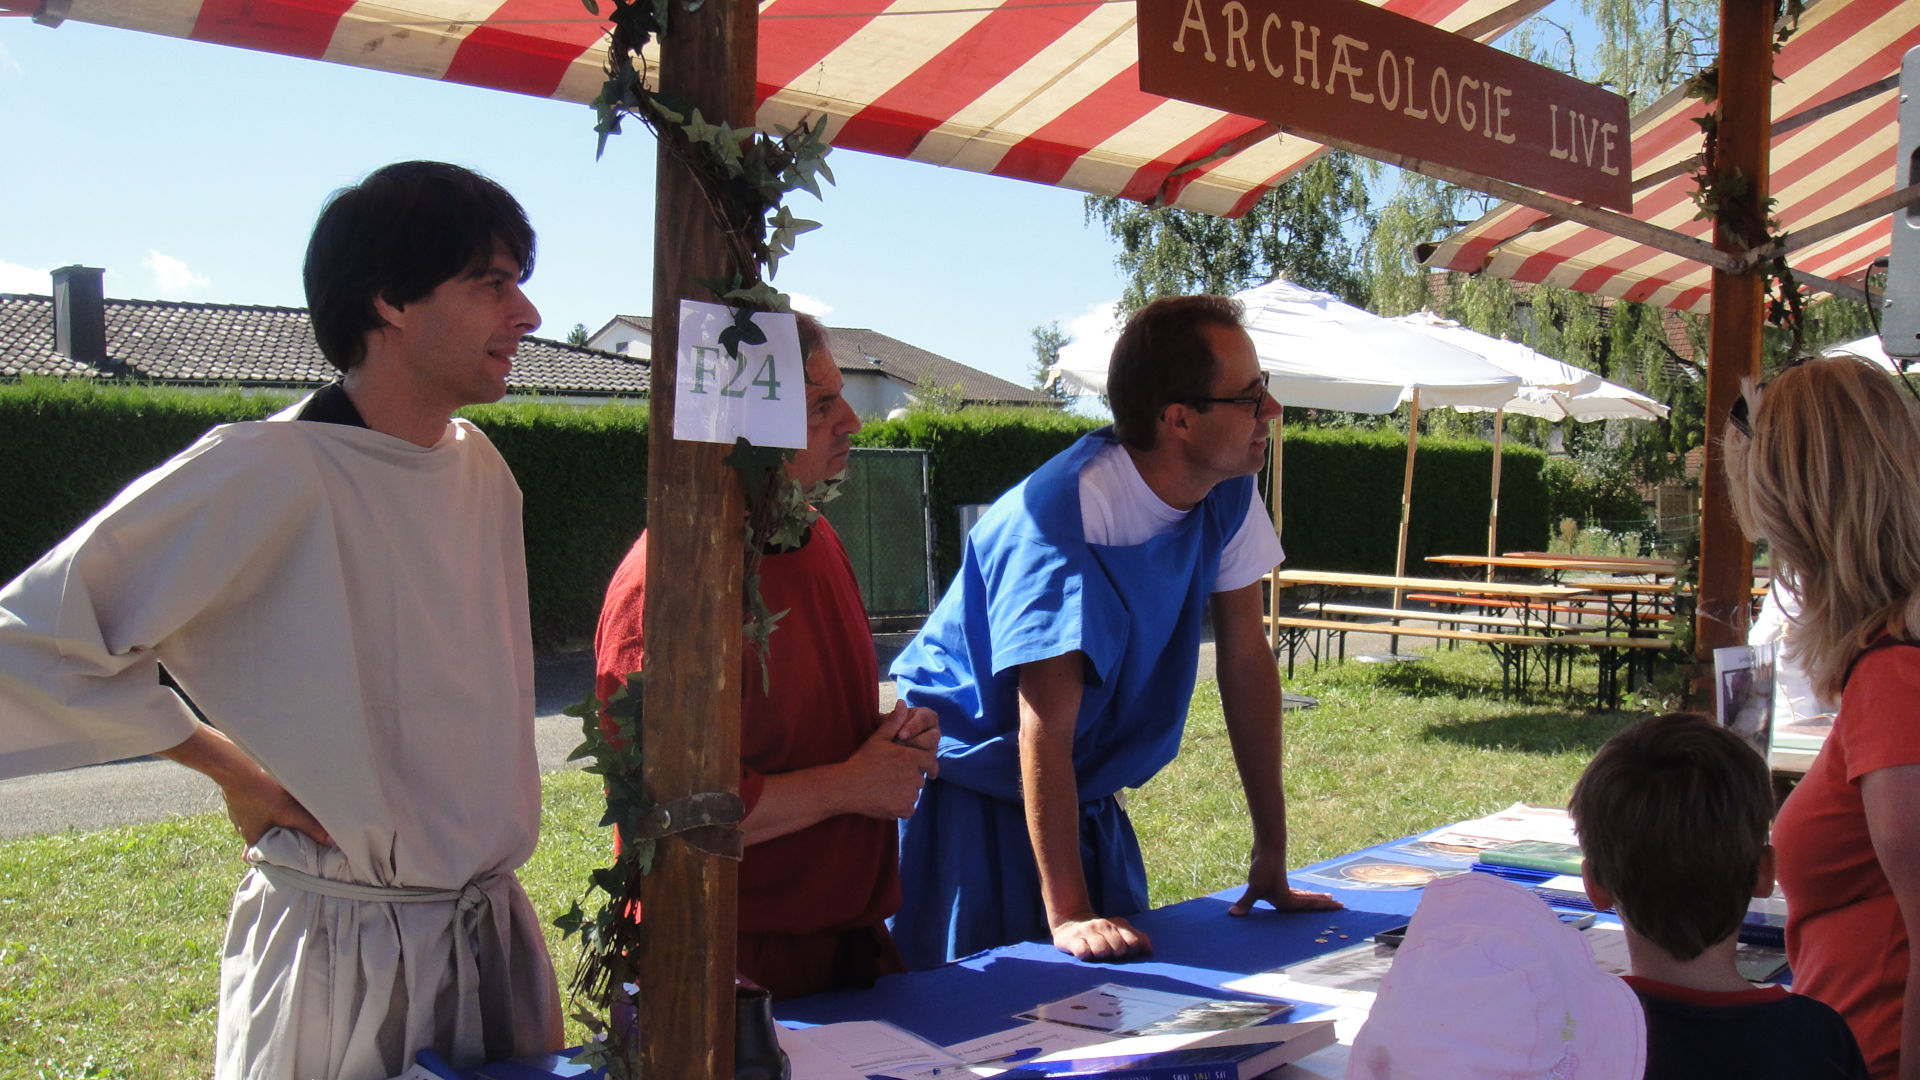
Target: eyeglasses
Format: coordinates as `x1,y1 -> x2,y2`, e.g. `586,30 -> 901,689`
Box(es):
1186,375 -> 1276,414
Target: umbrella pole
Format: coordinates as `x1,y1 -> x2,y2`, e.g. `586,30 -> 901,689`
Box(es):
1486,408 -> 1507,583
1268,413 -> 1285,652
1393,389 -> 1421,614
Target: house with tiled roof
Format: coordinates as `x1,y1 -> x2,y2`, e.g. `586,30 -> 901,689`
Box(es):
589,314 -> 1059,417
1,266 -> 648,403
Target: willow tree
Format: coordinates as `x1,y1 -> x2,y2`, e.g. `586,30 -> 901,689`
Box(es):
1085,152 -> 1376,314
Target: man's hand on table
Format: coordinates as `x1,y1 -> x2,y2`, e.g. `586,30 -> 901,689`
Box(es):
1228,850 -> 1343,916
1051,912 -> 1152,962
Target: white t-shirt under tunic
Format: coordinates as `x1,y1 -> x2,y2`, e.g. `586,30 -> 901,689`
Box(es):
0,402 -> 559,1080
1077,440 -> 1285,590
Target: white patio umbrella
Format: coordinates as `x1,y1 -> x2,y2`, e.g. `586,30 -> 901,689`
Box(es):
1051,284 -> 1522,413
1824,334 -> 1913,374
1047,280 -> 1523,609
1392,312 -> 1668,577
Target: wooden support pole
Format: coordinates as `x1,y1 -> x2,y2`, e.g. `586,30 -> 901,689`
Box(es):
1695,0 -> 1774,683
640,0 -> 755,1073
1486,408 -> 1507,583
1393,388 -> 1421,611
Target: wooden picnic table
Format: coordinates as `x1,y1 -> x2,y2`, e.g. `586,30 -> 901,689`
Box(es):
1502,551 -> 1685,572
1270,569 -> 1593,635
1271,569 -> 1595,600
1429,553 -> 1681,579
1265,569 -> 1668,707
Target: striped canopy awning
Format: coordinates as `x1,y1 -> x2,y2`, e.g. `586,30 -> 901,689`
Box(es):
12,0 -> 1535,217
1422,0 -> 1916,311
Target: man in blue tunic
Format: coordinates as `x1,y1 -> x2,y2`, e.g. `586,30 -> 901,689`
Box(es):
890,294 -> 1342,968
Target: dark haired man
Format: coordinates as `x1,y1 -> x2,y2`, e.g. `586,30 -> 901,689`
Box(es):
0,161 -> 561,1079
594,313 -> 941,999
889,294 -> 1340,970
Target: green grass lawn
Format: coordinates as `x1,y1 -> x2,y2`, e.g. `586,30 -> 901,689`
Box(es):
0,646 -> 1658,1078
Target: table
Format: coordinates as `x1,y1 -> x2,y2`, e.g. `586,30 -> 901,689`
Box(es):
1271,569 -> 1595,603
1268,570 -> 1593,686
774,823 -> 1640,1077
1265,570 -> 1666,707
778,888 -> 1405,1052
1270,569 -> 1592,633
1430,553 -> 1681,581
1502,551 -> 1684,573
775,853 -> 1421,1076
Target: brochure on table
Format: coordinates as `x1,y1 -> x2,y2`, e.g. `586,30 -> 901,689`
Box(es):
1290,802 -> 1581,896
781,982 -> 1335,1079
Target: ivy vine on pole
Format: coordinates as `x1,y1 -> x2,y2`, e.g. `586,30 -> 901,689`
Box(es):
554,0 -> 836,1073
1681,0 -> 1808,351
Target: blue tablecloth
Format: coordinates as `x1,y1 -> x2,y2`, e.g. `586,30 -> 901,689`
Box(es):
776,844 -> 1429,1046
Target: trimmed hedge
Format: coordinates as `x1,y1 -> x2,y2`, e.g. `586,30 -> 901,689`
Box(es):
0,378 -> 646,651
0,379 -> 288,580
852,413 -> 1550,582
1,380 -> 1550,649
460,399 -> 649,649
1274,426 -> 1550,573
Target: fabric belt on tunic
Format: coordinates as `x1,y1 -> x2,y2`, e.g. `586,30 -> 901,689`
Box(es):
252,860 -> 518,1064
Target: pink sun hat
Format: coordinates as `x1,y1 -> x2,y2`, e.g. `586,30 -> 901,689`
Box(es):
1348,872 -> 1645,1080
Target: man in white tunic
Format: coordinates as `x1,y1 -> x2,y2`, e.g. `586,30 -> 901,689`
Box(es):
0,161 -> 563,1079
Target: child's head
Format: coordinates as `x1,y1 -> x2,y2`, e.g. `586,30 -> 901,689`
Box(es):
1568,711 -> 1774,961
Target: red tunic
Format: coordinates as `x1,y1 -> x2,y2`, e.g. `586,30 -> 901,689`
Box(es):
1775,644 -> 1920,1078
593,518 -> 903,999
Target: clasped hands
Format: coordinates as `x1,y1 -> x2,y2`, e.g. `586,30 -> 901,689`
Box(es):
843,701 -> 941,821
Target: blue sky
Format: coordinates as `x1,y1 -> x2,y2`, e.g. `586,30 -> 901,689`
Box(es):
0,16 -> 1134,391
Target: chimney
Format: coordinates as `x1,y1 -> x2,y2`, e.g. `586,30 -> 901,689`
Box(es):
51,265 -> 106,367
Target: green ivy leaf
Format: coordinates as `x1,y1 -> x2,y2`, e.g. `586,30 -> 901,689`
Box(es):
693,271 -> 746,302
724,436 -> 791,479
723,282 -> 787,311
680,108 -> 723,149
648,93 -> 687,126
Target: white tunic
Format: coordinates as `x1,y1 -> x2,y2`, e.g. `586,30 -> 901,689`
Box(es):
1076,439 -> 1286,590
0,406 -> 560,1079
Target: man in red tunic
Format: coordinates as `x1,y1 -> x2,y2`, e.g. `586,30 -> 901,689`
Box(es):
593,313 -> 939,999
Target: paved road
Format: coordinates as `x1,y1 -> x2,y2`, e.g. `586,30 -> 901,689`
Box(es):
0,628 -> 1387,842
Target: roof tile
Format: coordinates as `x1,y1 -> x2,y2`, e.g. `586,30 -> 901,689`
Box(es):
0,294 -> 648,397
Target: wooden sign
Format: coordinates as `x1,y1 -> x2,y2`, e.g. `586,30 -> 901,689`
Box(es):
1138,0 -> 1634,211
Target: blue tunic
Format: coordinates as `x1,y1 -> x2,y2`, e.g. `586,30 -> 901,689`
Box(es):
890,428 -> 1254,967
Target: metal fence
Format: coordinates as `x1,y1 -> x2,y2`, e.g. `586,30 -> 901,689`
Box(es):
819,447 -> 934,618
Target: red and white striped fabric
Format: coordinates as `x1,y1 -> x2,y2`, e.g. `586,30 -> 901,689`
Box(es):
1423,0 -> 1914,311
11,0 -> 1531,215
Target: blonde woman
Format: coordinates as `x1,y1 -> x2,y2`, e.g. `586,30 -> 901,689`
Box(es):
1726,352 -> 1920,1080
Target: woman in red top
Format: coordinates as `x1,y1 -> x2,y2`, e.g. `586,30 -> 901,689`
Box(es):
1726,353 -> 1920,1080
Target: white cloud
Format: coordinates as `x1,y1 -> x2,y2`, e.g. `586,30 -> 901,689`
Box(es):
1064,300 -> 1122,348
143,250 -> 210,296
0,41 -> 22,78
0,259 -> 49,294
787,292 -> 833,317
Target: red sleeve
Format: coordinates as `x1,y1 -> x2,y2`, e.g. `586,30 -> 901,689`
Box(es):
1838,645 -> 1920,782
593,530 -> 766,812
